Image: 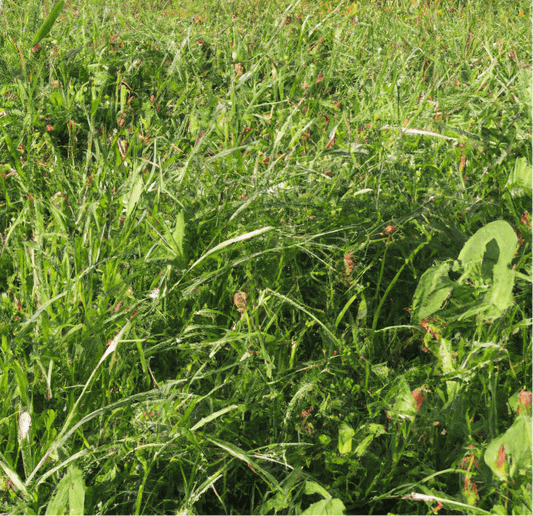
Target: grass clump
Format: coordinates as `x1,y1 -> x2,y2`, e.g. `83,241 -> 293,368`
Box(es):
0,0 -> 531,514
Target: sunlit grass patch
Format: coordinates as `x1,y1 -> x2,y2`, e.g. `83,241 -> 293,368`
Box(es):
0,0 -> 531,514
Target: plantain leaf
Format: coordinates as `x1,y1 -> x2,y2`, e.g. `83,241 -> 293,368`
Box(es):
45,466 -> 85,515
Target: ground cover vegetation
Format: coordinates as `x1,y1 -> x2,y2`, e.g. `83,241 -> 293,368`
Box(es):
0,0 -> 531,513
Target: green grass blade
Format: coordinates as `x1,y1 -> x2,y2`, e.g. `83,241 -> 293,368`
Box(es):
32,0 -> 66,46
188,227 -> 274,271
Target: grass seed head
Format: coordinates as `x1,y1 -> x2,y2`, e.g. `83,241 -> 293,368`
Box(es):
234,291 -> 248,312
411,389 -> 425,412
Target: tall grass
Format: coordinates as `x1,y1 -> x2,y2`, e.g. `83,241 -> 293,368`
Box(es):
0,0 -> 531,514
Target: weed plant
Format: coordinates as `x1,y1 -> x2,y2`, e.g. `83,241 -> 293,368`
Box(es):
0,0 -> 531,514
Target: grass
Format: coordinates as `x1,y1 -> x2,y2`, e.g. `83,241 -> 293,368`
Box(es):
0,0 -> 531,514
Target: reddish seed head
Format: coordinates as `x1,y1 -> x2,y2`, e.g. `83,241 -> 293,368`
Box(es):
411,389 -> 425,412
464,478 -> 478,498
234,291 -> 248,312
344,252 -> 355,275
518,389 -> 532,415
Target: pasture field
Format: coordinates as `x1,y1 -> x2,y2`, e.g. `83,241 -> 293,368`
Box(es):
0,0 -> 531,514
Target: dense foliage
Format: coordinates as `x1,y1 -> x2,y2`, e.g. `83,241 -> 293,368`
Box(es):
0,0 -> 531,514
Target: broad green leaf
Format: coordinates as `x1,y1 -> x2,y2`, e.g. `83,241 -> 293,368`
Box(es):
484,415 -> 532,481
125,175 -> 144,219
302,496 -> 346,515
412,221 -> 518,323
434,338 -> 461,406
68,467 -> 85,515
304,481 -> 331,499
338,422 -> 355,454
319,434 -> 332,446
457,220 -> 517,320
45,466 -> 85,515
356,292 -> 368,327
437,338 -> 456,376
45,473 -> 70,516
412,261 -> 453,322
354,424 -> 386,457
171,210 -> 185,258
388,377 -> 417,420
490,504 -> 508,515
